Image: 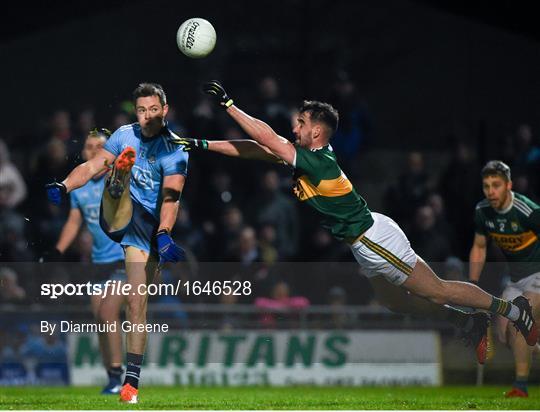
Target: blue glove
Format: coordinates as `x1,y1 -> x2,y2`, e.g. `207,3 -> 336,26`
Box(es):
156,229 -> 185,263
45,181 -> 67,205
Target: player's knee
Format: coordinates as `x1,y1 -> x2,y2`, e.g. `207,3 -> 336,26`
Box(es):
98,305 -> 120,323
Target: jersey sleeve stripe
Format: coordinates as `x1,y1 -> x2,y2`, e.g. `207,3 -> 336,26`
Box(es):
514,199 -> 533,215
514,202 -> 532,217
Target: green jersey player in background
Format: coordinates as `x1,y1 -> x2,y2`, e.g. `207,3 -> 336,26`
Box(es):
469,160 -> 540,398
176,80 -> 538,364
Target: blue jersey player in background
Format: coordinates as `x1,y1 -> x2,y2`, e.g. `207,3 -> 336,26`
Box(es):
46,83 -> 188,404
48,128 -> 126,395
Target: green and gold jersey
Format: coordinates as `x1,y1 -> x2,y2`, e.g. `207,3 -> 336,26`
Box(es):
292,145 -> 374,241
475,192 -> 540,281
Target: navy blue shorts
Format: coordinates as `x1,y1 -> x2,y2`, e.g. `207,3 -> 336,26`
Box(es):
100,198 -> 159,254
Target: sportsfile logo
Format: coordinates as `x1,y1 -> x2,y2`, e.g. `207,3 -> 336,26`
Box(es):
41,280 -> 252,299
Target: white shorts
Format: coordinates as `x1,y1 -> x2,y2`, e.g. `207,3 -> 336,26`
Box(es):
501,272 -> 540,301
349,212 -> 418,286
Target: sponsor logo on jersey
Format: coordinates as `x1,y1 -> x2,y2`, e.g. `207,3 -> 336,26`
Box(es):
293,172 -> 352,201
488,230 -> 538,252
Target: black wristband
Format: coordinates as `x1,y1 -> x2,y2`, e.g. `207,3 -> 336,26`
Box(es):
156,228 -> 170,236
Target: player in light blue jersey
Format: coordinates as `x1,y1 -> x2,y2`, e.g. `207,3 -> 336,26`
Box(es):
48,129 -> 126,395
45,83 -> 188,404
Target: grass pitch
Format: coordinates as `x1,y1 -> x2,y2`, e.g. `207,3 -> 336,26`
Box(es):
0,386 -> 538,410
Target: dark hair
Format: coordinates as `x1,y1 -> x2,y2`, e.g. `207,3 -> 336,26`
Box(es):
481,160 -> 511,181
133,82 -> 167,106
88,127 -> 111,139
299,100 -> 339,135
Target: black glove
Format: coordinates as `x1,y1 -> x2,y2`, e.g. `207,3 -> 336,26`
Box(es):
39,247 -> 63,263
45,181 -> 67,205
202,80 -> 234,108
174,137 -> 209,152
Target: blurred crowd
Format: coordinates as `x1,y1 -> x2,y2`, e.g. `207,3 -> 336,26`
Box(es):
1,72 -> 540,314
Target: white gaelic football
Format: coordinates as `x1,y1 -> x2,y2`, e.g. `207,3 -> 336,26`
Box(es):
176,18 -> 216,58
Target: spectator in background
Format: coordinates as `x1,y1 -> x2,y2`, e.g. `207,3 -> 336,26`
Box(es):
426,192 -> 457,254
28,138 -> 72,254
21,331 -> 67,364
111,111 -> 131,131
254,280 -> 310,328
0,141 -> 31,260
30,138 -> 72,203
219,290 -> 240,331
257,223 -> 279,265
173,203 -> 207,259
247,170 -> 299,259
187,96 -> 221,139
47,110 -> 80,161
0,139 -> 27,209
0,267 -> 26,303
48,110 -> 72,143
200,170 -> 243,225
384,151 -> 432,225
510,123 -> 540,193
76,109 -> 96,137
512,174 -> 539,203
305,227 -> 351,262
227,226 -> 261,266
439,141 -> 480,259
254,76 -> 292,139
408,205 -> 451,264
164,105 -> 186,135
327,70 -> 372,177
71,108 -> 97,162
110,101 -> 136,131
210,205 -> 246,261
326,286 -> 355,329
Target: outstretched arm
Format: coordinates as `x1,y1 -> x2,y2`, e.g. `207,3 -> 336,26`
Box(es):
225,106 -> 295,165
63,148 -> 115,192
202,81 -> 296,165
177,137 -> 284,163
46,148 -> 116,206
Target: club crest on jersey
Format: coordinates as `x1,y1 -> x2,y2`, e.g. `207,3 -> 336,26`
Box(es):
511,221 -> 519,232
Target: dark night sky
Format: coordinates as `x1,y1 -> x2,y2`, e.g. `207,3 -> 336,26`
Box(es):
2,1 -> 540,44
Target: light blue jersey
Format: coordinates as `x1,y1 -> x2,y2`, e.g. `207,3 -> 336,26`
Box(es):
104,123 -> 189,219
70,176 -> 124,263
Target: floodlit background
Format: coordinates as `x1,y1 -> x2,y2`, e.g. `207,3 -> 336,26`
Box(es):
1,0 -> 539,387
